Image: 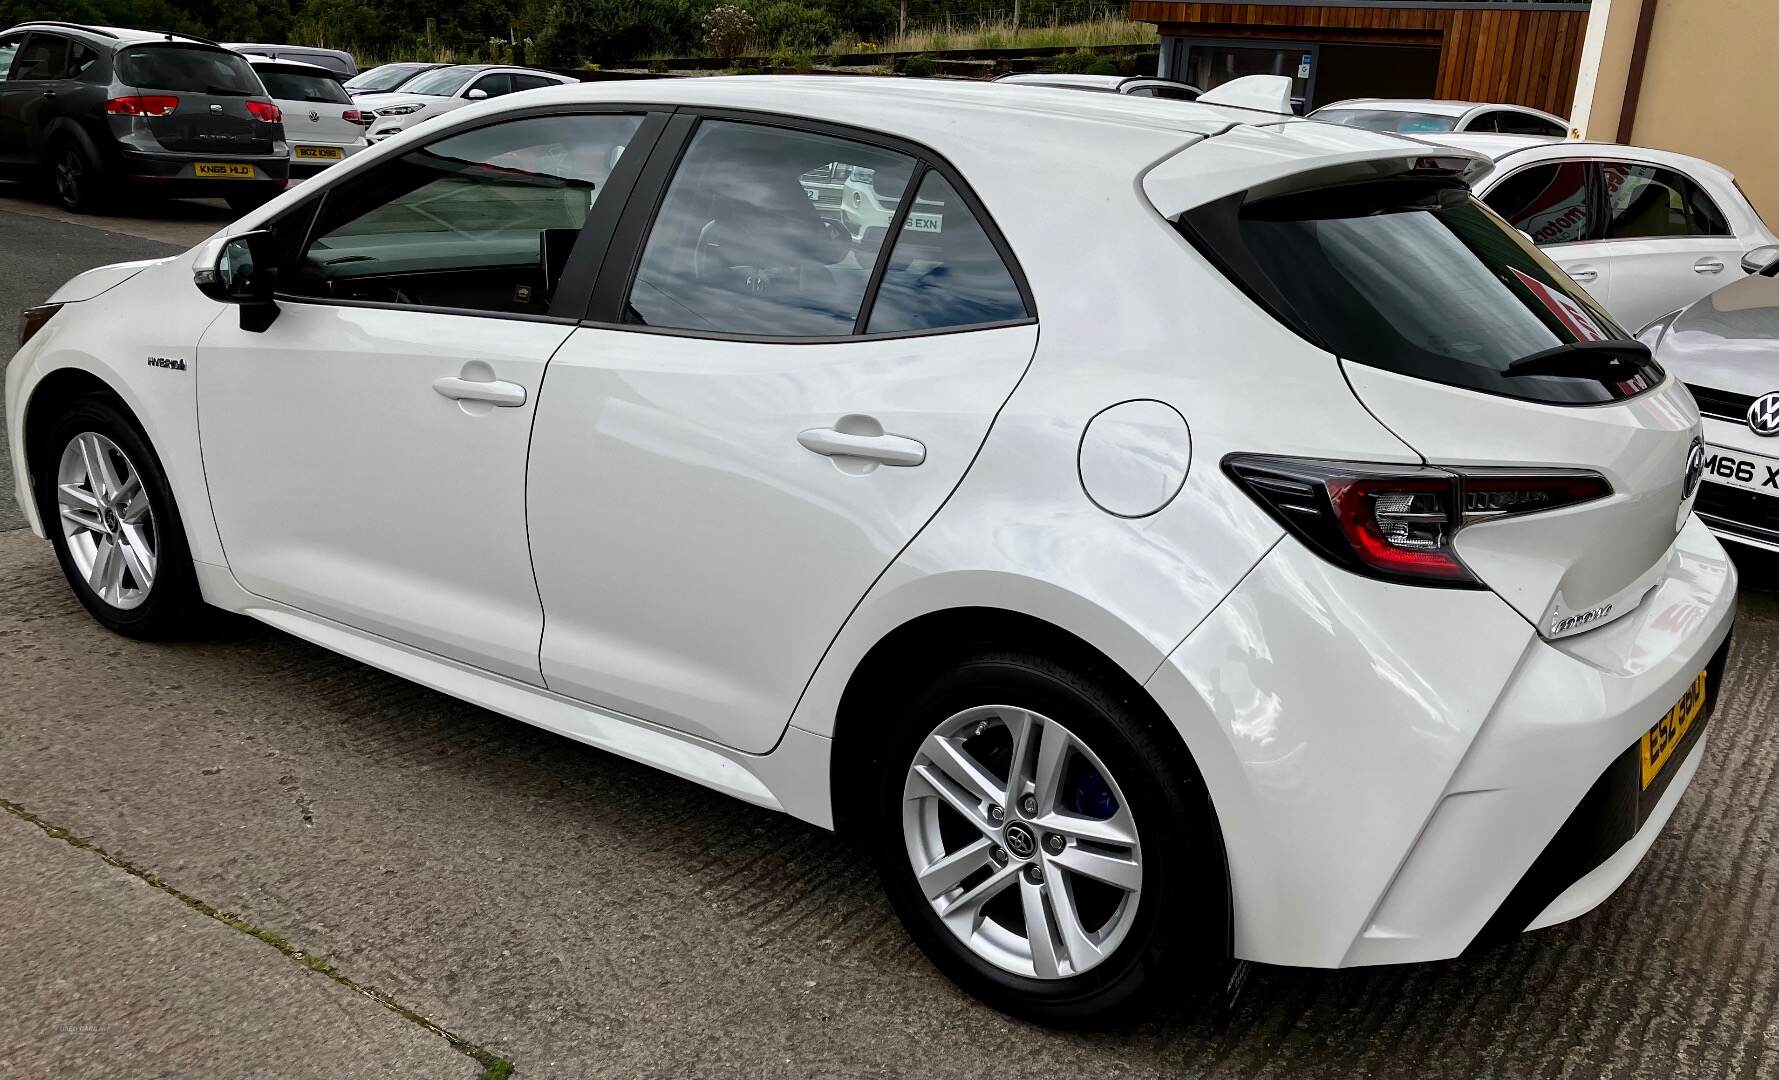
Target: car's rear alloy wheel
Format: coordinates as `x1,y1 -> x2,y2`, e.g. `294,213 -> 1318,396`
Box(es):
55,431 -> 157,610
904,706 -> 1143,980
873,652 -> 1228,1025
53,145 -> 100,213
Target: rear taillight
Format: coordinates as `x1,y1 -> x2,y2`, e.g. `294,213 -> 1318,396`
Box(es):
106,95 -> 179,117
1226,455 -> 1612,587
246,99 -> 282,122
343,109 -> 369,125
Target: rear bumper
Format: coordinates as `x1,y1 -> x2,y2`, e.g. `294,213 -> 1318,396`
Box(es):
289,142 -> 367,179
1145,514 -> 1738,968
112,148 -> 291,194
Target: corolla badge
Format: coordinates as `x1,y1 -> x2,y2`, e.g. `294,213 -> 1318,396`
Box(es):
1748,391 -> 1779,437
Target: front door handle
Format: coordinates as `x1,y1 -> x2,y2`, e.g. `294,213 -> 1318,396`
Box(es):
798,425 -> 925,467
1694,257 -> 1726,275
1568,266 -> 1599,284
433,375 -> 526,407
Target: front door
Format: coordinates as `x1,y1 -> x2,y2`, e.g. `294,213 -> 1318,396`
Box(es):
529,117 -> 1039,752
197,110 -> 647,683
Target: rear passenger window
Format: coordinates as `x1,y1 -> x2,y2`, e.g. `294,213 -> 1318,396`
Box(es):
866,171 -> 1027,333
1600,162 -> 1730,239
628,121 -> 915,337
1483,162 -> 1594,245
513,74 -> 558,92
469,73 -> 512,98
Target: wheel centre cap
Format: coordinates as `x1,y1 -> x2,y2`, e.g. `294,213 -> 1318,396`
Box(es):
1003,821 -> 1036,860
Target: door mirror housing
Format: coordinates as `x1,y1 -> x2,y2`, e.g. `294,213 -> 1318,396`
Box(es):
466,87 -> 489,100
1741,244 -> 1779,276
194,230 -> 280,331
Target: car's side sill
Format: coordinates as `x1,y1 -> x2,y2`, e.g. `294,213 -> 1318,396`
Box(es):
240,604 -> 835,829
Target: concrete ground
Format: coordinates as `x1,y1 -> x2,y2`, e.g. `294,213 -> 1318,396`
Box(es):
2,190 -> 1776,1080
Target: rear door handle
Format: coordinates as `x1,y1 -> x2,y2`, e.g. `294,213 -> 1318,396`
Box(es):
1694,258 -> 1726,274
1568,266 -> 1599,284
798,426 -> 925,467
433,375 -> 526,407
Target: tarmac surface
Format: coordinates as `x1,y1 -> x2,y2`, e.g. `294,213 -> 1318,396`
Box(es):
2,189 -> 1776,1079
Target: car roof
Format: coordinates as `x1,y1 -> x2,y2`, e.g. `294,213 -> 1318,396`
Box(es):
1415,132 -> 1557,159
245,54 -> 335,74
6,21 -> 217,47
1428,132 -> 1732,177
223,42 -> 350,56
1313,99 -> 1485,117
996,73 -> 1127,89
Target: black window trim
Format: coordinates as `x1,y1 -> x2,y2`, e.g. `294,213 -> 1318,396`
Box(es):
260,101 -> 669,325
1483,157 -> 1608,249
583,104 -> 1038,344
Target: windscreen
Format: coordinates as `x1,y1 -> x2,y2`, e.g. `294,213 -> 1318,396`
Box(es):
1312,109 -> 1459,133
258,66 -> 350,103
1180,179 -> 1659,405
117,45 -> 260,94
346,64 -> 424,92
399,65 -> 477,96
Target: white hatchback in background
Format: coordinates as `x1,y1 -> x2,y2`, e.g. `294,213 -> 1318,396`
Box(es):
1311,98 -> 1568,137
246,56 -> 368,177
357,64 -> 577,142
1440,134 -> 1779,331
6,77 -> 1738,1027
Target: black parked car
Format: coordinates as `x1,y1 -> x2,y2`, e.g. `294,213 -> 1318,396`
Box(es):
0,21 -> 289,212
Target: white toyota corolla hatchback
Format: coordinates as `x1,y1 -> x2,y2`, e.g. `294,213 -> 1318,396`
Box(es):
5,77 -> 1738,1024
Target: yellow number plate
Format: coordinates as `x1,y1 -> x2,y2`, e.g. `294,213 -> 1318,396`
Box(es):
293,145 -> 344,160
1640,670 -> 1708,789
194,162 -> 257,179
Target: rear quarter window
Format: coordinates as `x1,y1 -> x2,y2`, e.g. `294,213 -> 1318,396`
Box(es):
118,45 -> 260,95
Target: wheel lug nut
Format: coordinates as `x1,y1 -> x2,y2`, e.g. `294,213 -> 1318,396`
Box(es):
1044,834 -> 1064,855
987,805 -> 1005,824
990,846 -> 1007,865
1020,795 -> 1038,816
1024,865 -> 1043,884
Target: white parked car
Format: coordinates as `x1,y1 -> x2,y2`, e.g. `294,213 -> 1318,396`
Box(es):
245,56 -> 368,176
6,78 -> 1736,1025
1311,97 -> 1568,137
224,42 -> 356,78
1440,134 -> 1779,331
342,61 -> 447,99
356,64 -> 576,142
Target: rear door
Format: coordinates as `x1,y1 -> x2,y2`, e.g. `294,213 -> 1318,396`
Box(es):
114,43 -> 276,156
1184,175 -> 1702,639
1479,158 -> 1615,313
1590,159 -> 1746,330
528,115 -> 1038,753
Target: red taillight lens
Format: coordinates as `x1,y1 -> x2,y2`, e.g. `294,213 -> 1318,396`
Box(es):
1225,456 -> 1612,588
106,95 -> 179,117
342,109 -> 368,124
246,99 -> 281,122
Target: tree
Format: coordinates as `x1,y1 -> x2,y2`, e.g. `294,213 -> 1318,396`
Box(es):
702,3 -> 753,59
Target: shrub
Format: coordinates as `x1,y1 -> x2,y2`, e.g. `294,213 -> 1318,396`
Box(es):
1084,57 -> 1117,76
704,4 -> 757,59
900,52 -> 935,77
751,1 -> 836,51
1043,47 -> 1097,74
768,46 -> 814,72
649,57 -> 671,72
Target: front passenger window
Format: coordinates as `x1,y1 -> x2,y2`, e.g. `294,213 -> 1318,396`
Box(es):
285,113 -> 642,315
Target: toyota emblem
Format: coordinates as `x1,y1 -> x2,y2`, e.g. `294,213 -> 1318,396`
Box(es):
1748,391 -> 1779,437
1683,436 -> 1706,500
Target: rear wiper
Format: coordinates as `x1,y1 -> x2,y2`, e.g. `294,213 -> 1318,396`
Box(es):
1503,339 -> 1653,379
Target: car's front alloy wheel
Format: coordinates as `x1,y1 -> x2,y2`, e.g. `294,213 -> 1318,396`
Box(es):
55,431 -> 158,610
904,705 -> 1143,980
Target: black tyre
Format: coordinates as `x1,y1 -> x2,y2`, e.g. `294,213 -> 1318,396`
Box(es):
870,650 -> 1229,1025
49,140 -> 109,214
34,394 -> 211,639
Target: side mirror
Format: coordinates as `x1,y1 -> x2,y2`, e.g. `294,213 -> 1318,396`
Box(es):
194,230 -> 280,331
1740,244 -> 1779,276
466,87 -> 489,100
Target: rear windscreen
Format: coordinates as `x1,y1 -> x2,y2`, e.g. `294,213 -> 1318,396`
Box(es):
118,45 -> 260,94
1180,179 -> 1658,405
258,67 -> 350,103
1312,109 -> 1458,133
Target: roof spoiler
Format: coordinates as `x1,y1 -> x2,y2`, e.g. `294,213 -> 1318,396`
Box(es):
1197,75 -> 1294,115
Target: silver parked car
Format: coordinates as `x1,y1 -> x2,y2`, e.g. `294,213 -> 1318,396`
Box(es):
1640,249 -> 1779,553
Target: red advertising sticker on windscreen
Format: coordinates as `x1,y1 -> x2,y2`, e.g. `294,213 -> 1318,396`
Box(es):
1511,267 -> 1611,342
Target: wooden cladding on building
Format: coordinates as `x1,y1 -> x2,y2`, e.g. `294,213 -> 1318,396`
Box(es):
1129,3 -> 1592,117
